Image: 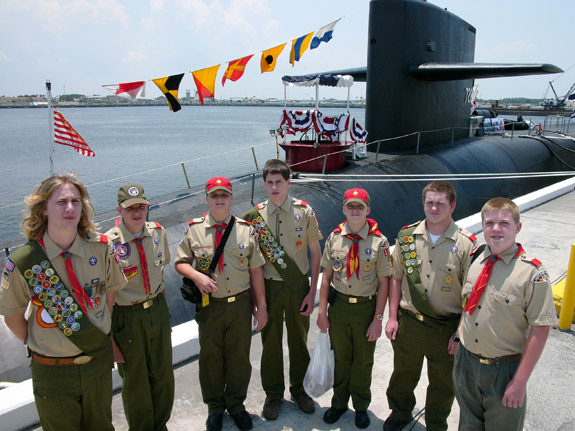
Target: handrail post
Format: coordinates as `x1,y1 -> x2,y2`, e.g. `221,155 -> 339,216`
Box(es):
322,154 -> 328,175
375,140 -> 381,163
181,162 -> 191,189
251,146 -> 259,171
559,243 -> 575,330
416,132 -> 421,154
250,174 -> 256,206
451,127 -> 454,147
511,121 -> 514,139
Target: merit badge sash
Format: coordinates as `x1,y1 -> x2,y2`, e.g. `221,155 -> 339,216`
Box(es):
243,207 -> 308,287
398,224 -> 441,320
10,241 -> 113,365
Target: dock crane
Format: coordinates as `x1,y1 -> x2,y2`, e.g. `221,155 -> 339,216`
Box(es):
543,79 -> 575,108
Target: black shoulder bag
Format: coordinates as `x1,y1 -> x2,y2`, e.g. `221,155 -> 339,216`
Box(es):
180,216 -> 236,305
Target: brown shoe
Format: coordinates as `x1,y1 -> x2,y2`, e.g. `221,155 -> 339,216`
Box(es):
293,392 -> 315,414
262,396 -> 281,420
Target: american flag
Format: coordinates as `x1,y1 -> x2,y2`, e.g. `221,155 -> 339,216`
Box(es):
53,108 -> 95,157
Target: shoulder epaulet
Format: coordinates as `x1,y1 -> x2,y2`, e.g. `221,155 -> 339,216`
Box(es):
256,201 -> 267,210
115,217 -> 121,227
400,221 -> 420,231
188,216 -> 205,226
152,221 -> 163,229
366,218 -> 382,237
333,221 -> 346,234
526,257 -> 542,267
292,198 -> 308,207
86,233 -> 108,244
237,218 -> 250,226
458,227 -> 477,243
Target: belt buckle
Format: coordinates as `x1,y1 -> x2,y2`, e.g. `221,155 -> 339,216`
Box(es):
478,357 -> 493,365
73,355 -> 93,365
414,312 -> 424,322
143,299 -> 153,309
227,296 -> 236,303
349,297 -> 357,304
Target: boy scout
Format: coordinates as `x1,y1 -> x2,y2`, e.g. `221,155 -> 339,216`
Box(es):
175,177 -> 267,431
242,159 -> 322,420
317,188 -> 391,429
384,181 -> 476,431
454,197 -> 557,430
106,183 -> 174,431
0,173 -> 126,431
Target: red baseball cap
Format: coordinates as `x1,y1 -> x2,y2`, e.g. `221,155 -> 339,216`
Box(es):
343,188 -> 370,207
206,177 -> 232,194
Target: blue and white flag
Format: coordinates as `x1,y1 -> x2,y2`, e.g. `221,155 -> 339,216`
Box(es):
310,18 -> 341,50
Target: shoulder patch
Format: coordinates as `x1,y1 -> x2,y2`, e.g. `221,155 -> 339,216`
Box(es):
533,269 -> 550,283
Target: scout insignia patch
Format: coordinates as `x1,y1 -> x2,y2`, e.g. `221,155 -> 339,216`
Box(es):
115,242 -> 131,259
333,259 -> 343,272
198,258 -> 210,271
534,270 -> 550,282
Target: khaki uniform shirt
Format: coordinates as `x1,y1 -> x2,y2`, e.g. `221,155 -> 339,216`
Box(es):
321,221 -> 392,297
0,233 -> 126,357
106,220 -> 170,306
255,197 -> 322,280
460,243 -> 558,357
391,220 -> 476,316
175,213 -> 265,298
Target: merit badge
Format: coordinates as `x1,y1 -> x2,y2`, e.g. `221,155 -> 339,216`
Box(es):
407,267 -> 414,274
55,283 -> 63,291
71,322 -> 81,332
33,285 -> 43,294
333,259 -> 343,272
408,236 -> 414,243
409,243 -> 415,251
28,278 -> 38,287
32,265 -> 42,274
294,214 -> 302,221
450,245 -> 458,253
63,327 -> 73,337
70,303 -> 78,312
365,248 -> 372,255
24,269 -> 33,279
64,295 -> 73,304
198,258 -> 210,271
37,273 -> 46,281
40,260 -> 50,269
45,268 -> 54,277
89,257 -> 97,266
42,280 -> 51,289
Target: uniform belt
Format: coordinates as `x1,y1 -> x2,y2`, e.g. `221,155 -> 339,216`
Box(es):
115,297 -> 157,311
336,292 -> 373,304
32,352 -> 94,366
404,309 -> 459,332
468,350 -> 522,365
211,289 -> 249,303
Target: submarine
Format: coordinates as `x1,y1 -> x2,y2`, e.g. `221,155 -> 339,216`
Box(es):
1,0 -> 574,384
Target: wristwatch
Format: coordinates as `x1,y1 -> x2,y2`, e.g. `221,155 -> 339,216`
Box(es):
375,314 -> 384,321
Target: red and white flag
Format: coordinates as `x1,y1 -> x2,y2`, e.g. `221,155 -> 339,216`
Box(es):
102,80 -> 146,99
53,108 -> 95,157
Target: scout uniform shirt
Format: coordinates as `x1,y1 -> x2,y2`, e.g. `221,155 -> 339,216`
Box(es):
175,213 -> 265,298
106,220 -> 170,305
321,220 -> 392,297
460,243 -> 558,358
0,232 -> 126,357
256,198 -> 322,280
391,220 -> 475,316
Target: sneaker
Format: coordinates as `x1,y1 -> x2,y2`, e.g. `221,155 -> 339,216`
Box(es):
293,391 -> 315,413
262,396 -> 282,420
205,413 -> 223,431
231,410 -> 253,431
383,413 -> 412,431
355,410 -> 370,429
323,406 -> 348,424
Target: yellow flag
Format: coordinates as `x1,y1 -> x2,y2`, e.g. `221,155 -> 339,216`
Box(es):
260,43 -> 286,73
152,73 -> 185,112
191,65 -> 221,106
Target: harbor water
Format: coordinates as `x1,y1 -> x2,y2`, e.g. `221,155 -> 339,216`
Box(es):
0,105 -> 365,243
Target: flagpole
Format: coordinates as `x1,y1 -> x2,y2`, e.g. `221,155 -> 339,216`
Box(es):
46,80 -> 54,175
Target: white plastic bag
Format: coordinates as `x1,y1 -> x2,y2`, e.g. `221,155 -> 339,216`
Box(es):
303,332 -> 335,398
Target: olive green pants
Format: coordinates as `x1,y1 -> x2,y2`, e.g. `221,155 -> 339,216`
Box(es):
453,345 -> 525,431
260,278 -> 310,398
196,291 -> 252,415
386,310 -> 456,431
31,357 -> 113,431
113,294 -> 174,431
328,295 -> 377,411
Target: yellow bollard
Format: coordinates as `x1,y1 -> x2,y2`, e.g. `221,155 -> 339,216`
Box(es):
559,243 -> 575,329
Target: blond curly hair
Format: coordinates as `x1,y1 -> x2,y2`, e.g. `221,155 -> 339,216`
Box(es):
21,173 -> 97,240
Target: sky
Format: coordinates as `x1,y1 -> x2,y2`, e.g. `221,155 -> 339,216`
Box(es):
1,0 -> 574,101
